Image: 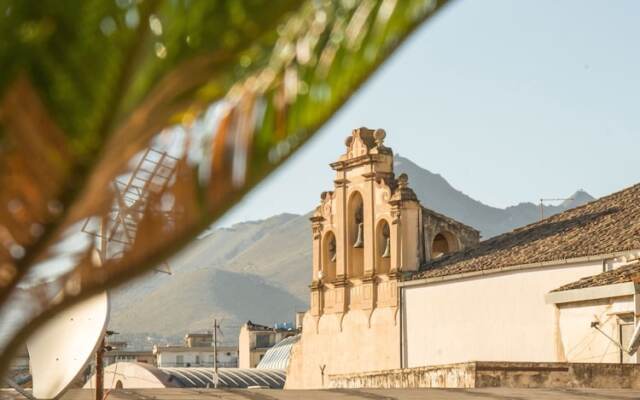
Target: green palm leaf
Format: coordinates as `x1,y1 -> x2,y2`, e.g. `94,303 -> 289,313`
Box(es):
0,0 -> 447,373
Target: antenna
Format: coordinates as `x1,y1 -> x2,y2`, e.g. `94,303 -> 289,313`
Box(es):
211,318 -> 225,389
82,148 -> 180,274
539,197 -> 574,220
19,148 -> 180,400
26,291 -> 109,400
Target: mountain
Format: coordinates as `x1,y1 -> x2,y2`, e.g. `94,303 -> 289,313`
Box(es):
393,156 -> 594,239
111,269 -> 306,338
109,156 -> 594,341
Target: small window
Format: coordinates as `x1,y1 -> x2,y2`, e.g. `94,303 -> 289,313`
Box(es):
176,355 -> 184,367
256,333 -> 270,348
195,355 -> 200,365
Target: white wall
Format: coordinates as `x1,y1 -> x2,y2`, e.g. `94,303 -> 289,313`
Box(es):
558,296 -> 635,363
156,349 -> 237,367
286,307 -> 400,389
403,260 -> 603,367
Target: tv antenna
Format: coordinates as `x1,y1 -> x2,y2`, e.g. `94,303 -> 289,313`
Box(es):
82,147 -> 180,274
539,197 -> 574,220
14,148 -> 181,400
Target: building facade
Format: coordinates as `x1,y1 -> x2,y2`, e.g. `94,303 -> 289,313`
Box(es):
154,333 -> 238,368
238,321 -> 298,368
286,128 -> 479,388
286,128 -> 640,389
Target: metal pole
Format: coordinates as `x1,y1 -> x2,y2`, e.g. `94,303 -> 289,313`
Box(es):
96,336 -> 105,400
213,319 -> 218,389
539,199 -> 544,220
3,377 -> 37,400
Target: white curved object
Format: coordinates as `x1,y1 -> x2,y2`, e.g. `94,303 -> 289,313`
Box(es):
27,291 -> 109,399
83,362 -> 176,389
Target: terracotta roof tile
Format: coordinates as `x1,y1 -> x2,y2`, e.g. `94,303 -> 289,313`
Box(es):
551,261 -> 640,292
407,183 -> 640,281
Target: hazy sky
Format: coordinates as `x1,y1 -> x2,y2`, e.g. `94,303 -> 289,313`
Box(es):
218,0 -> 640,227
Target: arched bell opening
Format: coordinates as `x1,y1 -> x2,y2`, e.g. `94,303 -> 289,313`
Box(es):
431,231 -> 458,259
347,191 -> 364,278
322,231 -> 337,282
376,219 -> 391,274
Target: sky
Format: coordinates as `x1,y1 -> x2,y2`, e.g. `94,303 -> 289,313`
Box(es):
218,0 -> 640,227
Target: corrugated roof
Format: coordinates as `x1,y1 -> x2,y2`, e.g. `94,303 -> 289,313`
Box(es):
257,334 -> 300,370
551,260 -> 640,292
161,367 -> 286,388
407,183 -> 640,281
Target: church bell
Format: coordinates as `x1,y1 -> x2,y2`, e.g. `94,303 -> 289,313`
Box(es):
329,238 -> 337,262
353,222 -> 364,248
382,237 -> 391,258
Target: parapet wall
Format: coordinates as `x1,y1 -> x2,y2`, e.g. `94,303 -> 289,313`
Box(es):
329,362 -> 477,389
328,362 -> 640,389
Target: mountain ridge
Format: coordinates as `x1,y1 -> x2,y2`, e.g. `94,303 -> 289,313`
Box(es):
109,156 -> 594,339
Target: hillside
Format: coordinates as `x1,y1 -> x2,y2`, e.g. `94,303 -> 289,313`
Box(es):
109,156 -> 594,340
394,156 -> 594,238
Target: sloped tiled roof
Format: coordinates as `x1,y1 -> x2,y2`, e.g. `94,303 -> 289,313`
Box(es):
407,183 -> 640,281
551,261 -> 640,292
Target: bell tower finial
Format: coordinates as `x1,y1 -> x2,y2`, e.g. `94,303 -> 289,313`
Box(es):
374,129 -> 386,147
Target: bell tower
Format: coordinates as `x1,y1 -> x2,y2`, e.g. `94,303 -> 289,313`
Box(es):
287,127 -> 480,388
309,127 -> 423,320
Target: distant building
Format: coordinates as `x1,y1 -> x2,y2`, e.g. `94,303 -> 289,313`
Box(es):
184,332 -> 214,347
102,340 -> 155,366
238,321 -> 298,368
153,332 -> 237,368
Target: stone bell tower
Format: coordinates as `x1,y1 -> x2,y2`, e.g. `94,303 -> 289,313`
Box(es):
309,127 -> 423,319
286,128 -> 480,389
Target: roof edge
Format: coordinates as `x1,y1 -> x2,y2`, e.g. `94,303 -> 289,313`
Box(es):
545,282 -> 638,304
400,250 -> 640,287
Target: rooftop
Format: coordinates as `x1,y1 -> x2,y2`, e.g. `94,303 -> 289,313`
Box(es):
406,183 -> 640,281
551,260 -> 640,292
244,320 -> 296,332
153,345 -> 237,354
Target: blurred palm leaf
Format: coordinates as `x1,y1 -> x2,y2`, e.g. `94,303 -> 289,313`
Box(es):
0,0 -> 447,372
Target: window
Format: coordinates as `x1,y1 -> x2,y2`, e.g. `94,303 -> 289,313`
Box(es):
431,231 -> 458,259
256,333 -> 270,348
176,355 -> 184,367
195,355 -> 200,365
